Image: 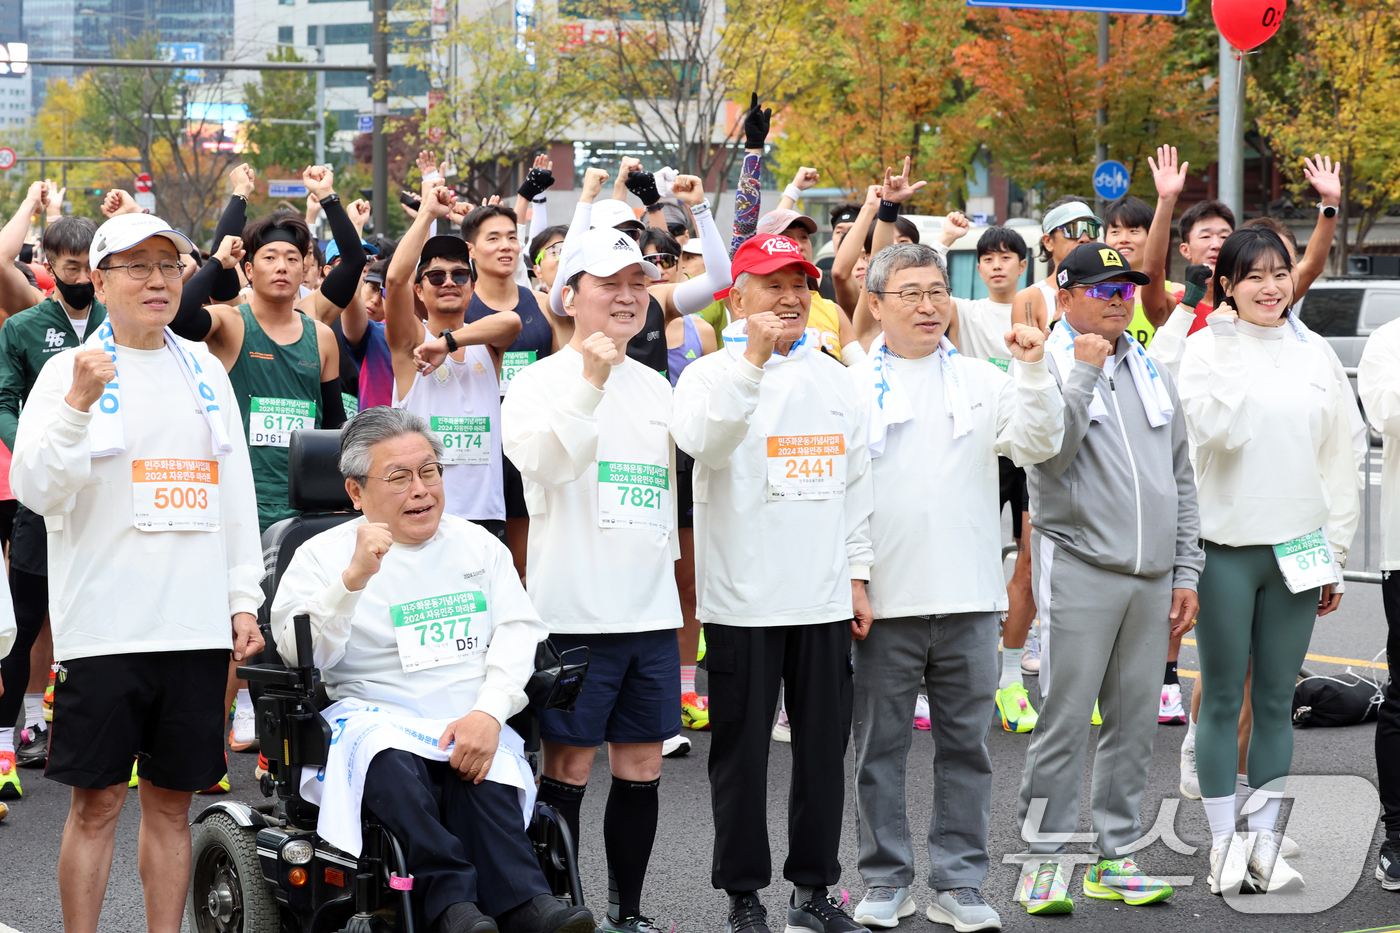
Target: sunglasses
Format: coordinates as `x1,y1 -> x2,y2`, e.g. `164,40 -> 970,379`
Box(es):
1078,282 -> 1136,302
534,242 -> 564,265
646,252 -> 679,269
421,269 -> 473,288
1055,220 -> 1103,240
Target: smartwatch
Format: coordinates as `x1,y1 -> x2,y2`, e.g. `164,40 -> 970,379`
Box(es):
1320,204 -> 1338,219
440,328 -> 458,352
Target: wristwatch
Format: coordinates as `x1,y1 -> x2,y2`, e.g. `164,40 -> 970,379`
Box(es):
1320,203 -> 1338,219
440,328 -> 458,352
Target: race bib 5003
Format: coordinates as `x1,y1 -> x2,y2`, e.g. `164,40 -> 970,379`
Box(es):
131,458 -> 220,531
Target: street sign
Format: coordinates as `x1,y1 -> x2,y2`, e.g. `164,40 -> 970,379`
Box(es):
135,172 -> 153,193
0,148 -> 15,171
1092,160 -> 1131,200
134,191 -> 157,213
357,114 -> 374,134
966,0 -> 1185,13
268,180 -> 309,199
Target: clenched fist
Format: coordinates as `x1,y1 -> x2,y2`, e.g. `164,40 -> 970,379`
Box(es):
342,521 -> 393,593
213,235 -> 245,271
743,311 -> 785,369
580,331 -> 620,389
1004,323 -> 1046,363
1073,333 -> 1113,368
65,348 -> 117,413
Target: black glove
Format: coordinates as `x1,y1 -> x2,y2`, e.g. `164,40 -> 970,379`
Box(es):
624,170 -> 661,207
517,166 -> 555,201
1182,263 -> 1212,308
744,91 -> 772,150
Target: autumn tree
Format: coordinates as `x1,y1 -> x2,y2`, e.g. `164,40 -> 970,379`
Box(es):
243,47 -> 338,174
1251,0 -> 1400,272
953,10 -> 1214,203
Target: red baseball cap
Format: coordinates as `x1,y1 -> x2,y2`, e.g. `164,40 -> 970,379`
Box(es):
731,234 -> 820,280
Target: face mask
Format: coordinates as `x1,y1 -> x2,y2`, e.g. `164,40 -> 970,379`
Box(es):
52,274 -> 95,311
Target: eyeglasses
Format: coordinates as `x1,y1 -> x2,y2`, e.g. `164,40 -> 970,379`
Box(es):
534,242 -> 564,265
647,252 -> 679,269
100,259 -> 186,280
1078,282 -> 1136,302
1055,220 -> 1103,240
372,462 -> 444,493
421,269 -> 473,288
872,285 -> 952,307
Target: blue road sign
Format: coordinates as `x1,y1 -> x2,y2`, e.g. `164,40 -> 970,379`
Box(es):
1092,160 -> 1131,200
967,0 -> 1185,14
358,114 -> 374,134
269,181 -> 309,199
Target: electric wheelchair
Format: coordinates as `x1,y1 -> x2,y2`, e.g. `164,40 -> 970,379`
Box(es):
187,430 -> 589,933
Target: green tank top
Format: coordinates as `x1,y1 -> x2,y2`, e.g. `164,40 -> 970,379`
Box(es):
227,304 -> 322,532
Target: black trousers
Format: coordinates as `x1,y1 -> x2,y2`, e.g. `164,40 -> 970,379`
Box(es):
362,750 -> 549,926
704,620 -> 854,894
1378,572 -> 1400,832
0,567 -> 48,730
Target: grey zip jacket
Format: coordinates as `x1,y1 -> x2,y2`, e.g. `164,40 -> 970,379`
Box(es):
1030,328 -> 1204,590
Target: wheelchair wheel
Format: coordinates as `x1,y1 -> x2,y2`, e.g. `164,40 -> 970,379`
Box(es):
188,812 -> 280,933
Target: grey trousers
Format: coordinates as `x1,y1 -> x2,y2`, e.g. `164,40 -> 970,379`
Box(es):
853,612 -> 998,890
1016,533 -> 1172,859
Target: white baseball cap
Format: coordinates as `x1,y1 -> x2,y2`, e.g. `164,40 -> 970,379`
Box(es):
590,199 -> 645,230
90,213 -> 195,269
560,227 -> 662,286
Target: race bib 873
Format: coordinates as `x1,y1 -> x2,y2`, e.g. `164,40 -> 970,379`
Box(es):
389,590 -> 490,673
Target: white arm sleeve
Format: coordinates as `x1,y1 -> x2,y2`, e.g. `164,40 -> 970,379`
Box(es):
549,201 -> 594,317
669,202 -> 733,315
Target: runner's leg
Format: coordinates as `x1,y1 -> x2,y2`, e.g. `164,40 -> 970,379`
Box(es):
58,784 -> 128,933
136,781 -> 196,933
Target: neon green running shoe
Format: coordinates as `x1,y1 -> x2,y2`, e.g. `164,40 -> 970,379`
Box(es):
1018,860 -> 1073,915
995,682 -> 1038,733
1083,857 -> 1174,905
697,628 -> 706,662
0,752 -> 22,800
1092,700 -> 1103,726
129,759 -> 139,788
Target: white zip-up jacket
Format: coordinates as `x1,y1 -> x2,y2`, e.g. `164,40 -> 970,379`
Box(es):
850,352 -> 1064,618
501,347 -> 682,634
672,338 -> 873,627
1181,318 -> 1358,559
1360,317 -> 1400,569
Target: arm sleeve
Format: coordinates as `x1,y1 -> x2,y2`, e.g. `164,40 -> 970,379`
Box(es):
169,258 -> 218,341
1166,372 -> 1206,590
528,200 -> 548,238
318,199 -> 368,311
1036,358 -> 1101,479
1179,329 -> 1252,453
271,537 -> 363,671
9,354 -> 93,516
843,390 -> 873,580
473,538 -> 549,726
993,357 -> 1066,468
218,372 -> 265,617
209,196 -> 248,302
730,151 -> 762,255
670,355 -> 763,470
0,327 -> 26,451
669,203 -> 733,315
320,379 -> 347,429
500,369 -> 604,488
1144,304 -> 1196,380
549,201 -> 594,317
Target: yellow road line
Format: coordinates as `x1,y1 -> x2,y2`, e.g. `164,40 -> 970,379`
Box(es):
1179,638 -> 1387,670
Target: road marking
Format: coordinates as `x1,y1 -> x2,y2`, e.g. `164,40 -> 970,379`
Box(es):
0,922 -> 26,933
1179,639 -> 1387,670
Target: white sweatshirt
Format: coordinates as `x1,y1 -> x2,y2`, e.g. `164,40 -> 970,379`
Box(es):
953,297 -> 1015,370
1358,318 -> 1400,569
1178,318 -> 1358,558
501,347 -> 682,634
671,339 -> 873,627
0,571 -> 14,662
270,515 -> 546,727
851,353 -> 1064,618
10,342 -> 264,662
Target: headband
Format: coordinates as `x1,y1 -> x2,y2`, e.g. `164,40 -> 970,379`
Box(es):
254,227 -> 306,255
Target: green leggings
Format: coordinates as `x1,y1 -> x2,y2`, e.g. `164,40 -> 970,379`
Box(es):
1195,541 -> 1319,799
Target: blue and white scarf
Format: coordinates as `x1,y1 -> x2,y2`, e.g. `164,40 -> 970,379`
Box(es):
83,321 -> 232,458
866,333 -> 971,459
1045,321 -> 1173,427
721,317 -> 813,365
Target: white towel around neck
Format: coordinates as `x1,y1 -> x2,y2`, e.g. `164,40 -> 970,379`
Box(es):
1045,320 -> 1172,427
866,332 -> 971,459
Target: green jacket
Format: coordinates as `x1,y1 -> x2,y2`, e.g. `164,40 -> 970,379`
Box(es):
0,297 -> 107,450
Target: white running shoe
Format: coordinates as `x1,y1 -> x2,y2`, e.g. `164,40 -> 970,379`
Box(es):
1179,736 -> 1201,799
1246,831 -> 1304,893
1280,835 -> 1301,859
771,708 -> 792,743
662,733 -> 691,758
1209,834 -> 1252,895
229,704 -> 258,751
1020,627 -> 1041,675
1159,684 -> 1186,725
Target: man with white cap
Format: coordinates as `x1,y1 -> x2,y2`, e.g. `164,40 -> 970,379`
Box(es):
1012,197 -> 1103,331
11,213 -> 264,933
503,226 -> 681,933
672,233 -> 871,933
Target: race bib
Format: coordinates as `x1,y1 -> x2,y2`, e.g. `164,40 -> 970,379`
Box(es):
597,461 -> 672,533
1273,528 -> 1340,594
342,393 -> 360,418
766,434 -> 847,500
499,351 -> 536,396
989,357 -> 1011,373
131,459 -> 220,532
390,590 -> 490,673
431,416 -> 491,465
248,397 -> 316,447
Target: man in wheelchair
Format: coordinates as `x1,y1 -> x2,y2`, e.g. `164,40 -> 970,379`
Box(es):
271,407 -> 595,933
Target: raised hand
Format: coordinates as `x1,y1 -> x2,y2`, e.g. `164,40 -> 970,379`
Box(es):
416,149 -> 439,180
791,166 -> 819,192
420,160 -> 449,199
670,174 -> 707,207
580,330 -> 620,389
743,91 -> 772,151
421,184 -> 455,220
1303,154 -> 1341,207
1004,322 -> 1046,362
940,210 -> 971,246
213,235 -> 245,270
581,167 -> 610,203
743,311 -> 784,368
64,348 -> 118,413
229,162 -> 256,198
1148,145 -> 1189,201
1072,332 -> 1113,368
342,521 -> 394,592
101,189 -> 140,218
302,164 -> 336,201
347,198 -> 372,233
882,157 -> 927,205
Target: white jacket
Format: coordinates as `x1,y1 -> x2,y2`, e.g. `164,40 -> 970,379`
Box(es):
10,342 -> 263,662
672,338 -> 873,627
1359,318 -> 1400,569
502,347 -> 682,634
850,353 -> 1064,618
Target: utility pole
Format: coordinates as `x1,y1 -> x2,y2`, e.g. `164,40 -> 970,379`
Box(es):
371,0 -> 389,235
314,25 -> 326,167
1094,12 -> 1109,215
1217,34 -> 1244,221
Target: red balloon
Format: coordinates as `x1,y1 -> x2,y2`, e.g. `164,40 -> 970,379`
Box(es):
1212,0 -> 1287,51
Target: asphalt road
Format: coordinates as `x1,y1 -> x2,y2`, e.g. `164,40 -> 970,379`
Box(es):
1,503 -> 1398,933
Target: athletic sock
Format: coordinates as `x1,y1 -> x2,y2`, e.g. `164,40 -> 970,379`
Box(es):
538,776 -> 586,855
1245,787 -> 1284,836
1000,647 -> 1024,689
0,729 -> 13,755
23,694 -> 43,729
792,885 -> 818,907
1164,662 -> 1179,686
680,665 -> 697,695
1203,794 -> 1237,846
1185,709 -> 1198,743
603,776 -> 659,922
1233,773 -> 1250,824
233,687 -> 253,716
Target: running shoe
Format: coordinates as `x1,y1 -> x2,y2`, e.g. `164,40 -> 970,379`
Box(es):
1375,837 -> 1400,891
255,752 -> 270,780
601,915 -> 664,933
1209,833 -> 1252,895
1159,684 -> 1186,725
787,887 -> 863,933
681,692 -> 710,731
1091,701 -> 1103,726
994,683 -> 1037,733
771,708 -> 791,743
662,733 -> 691,758
16,722 -> 48,767
1246,830 -> 1304,893
914,694 -> 931,731
727,893 -> 769,933
1016,861 -> 1072,915
1179,735 -> 1201,799
853,886 -> 914,928
197,751 -> 231,794
1020,626 -> 1041,675
0,751 -> 21,800
0,801 -> 8,821
229,701 -> 258,752
1082,857 -> 1173,905
129,759 -> 139,788
925,888 -> 1001,932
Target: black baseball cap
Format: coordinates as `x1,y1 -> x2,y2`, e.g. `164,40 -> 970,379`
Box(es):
417,234 -> 471,271
1055,243 -> 1150,288
830,203 -> 860,227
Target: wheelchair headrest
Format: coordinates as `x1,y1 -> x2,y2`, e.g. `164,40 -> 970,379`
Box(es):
288,429 -> 355,512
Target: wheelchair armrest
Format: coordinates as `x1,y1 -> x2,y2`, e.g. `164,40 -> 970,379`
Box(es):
238,664 -> 300,687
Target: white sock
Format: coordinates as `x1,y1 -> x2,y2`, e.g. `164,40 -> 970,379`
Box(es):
1185,708 -> 1198,743
1244,787 -> 1284,836
23,694 -> 43,729
1203,794 -> 1237,846
1233,773 -> 1250,823
0,728 -> 13,755
234,688 -> 253,716
1000,648 -> 1025,689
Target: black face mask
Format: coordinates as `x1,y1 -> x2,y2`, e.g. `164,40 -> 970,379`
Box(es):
52,273 -> 95,311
